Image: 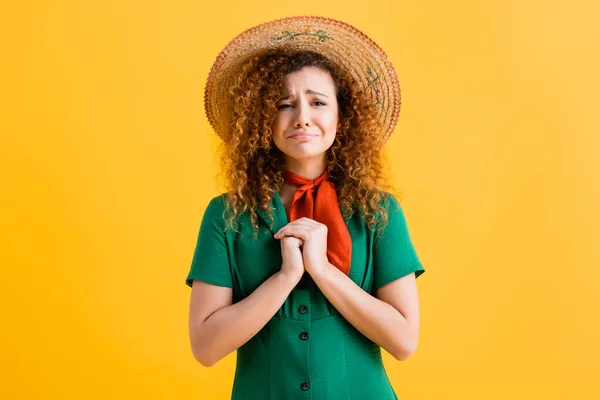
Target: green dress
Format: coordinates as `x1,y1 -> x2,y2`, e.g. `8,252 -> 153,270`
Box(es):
186,191 -> 425,400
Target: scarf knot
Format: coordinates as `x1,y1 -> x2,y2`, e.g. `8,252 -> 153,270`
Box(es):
283,169 -> 352,275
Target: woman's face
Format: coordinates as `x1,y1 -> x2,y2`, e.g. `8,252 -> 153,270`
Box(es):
272,66 -> 339,165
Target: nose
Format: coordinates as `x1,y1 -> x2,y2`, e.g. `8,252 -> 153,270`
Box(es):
293,102 -> 312,128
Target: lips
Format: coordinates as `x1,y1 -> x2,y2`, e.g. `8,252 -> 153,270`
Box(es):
288,132 -> 317,139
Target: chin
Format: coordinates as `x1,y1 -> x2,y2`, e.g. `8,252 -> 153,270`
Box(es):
284,147 -> 329,161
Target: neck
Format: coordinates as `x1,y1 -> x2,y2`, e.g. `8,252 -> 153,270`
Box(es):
284,156 -> 326,180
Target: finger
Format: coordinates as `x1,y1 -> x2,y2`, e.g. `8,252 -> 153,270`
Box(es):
276,227 -> 309,241
280,236 -> 305,251
281,235 -> 304,246
275,219 -> 319,238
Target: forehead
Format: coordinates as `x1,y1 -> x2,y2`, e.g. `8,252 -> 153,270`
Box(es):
281,66 -> 336,94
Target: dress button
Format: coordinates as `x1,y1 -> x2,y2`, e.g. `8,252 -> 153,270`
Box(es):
299,332 -> 309,340
301,382 -> 310,391
298,305 -> 308,314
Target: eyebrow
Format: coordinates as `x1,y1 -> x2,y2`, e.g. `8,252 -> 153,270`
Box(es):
278,89 -> 329,101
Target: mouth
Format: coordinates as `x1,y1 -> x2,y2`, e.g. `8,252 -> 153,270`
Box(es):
288,132 -> 317,140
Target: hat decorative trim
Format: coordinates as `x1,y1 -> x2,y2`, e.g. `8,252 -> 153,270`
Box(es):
273,29 -> 334,42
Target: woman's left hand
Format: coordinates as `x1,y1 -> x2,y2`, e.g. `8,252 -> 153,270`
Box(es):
274,217 -> 329,277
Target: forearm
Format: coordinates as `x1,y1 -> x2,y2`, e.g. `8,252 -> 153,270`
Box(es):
192,271 -> 298,366
311,262 -> 416,360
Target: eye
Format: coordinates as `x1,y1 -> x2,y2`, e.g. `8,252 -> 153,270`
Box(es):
277,104 -> 293,110
313,100 -> 326,106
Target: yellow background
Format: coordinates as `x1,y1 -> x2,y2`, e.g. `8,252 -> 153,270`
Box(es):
1,0 -> 599,399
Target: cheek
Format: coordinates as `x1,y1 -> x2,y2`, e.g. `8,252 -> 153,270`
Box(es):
327,112 -> 339,132
272,114 -> 286,136
271,116 -> 285,149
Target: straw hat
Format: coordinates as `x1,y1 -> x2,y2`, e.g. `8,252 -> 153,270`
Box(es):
204,15 -> 401,141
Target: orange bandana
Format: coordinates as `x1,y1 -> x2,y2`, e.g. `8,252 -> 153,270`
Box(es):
283,169 -> 352,275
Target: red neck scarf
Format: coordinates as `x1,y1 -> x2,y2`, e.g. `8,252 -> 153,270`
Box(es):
283,169 -> 352,275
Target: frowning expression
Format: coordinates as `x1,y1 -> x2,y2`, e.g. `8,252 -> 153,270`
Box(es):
272,66 -> 339,162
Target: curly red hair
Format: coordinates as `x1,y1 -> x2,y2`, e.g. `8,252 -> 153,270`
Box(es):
214,48 -> 399,237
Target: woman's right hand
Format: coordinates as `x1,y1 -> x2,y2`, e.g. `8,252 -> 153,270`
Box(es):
279,236 -> 305,284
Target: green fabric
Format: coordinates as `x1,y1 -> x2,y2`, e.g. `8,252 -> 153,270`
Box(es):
186,191 -> 425,399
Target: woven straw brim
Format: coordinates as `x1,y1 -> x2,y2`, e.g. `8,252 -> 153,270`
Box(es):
204,15 -> 401,142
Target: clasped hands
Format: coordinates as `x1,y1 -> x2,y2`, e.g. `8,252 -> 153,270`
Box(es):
274,217 -> 329,279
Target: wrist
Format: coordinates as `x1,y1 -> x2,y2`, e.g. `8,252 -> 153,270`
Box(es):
277,269 -> 303,286
307,260 -> 332,280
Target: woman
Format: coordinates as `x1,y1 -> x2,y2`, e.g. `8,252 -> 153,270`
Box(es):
186,16 -> 426,400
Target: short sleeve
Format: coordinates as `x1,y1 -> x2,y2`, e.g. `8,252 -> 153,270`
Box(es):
372,194 -> 425,290
185,195 -> 233,288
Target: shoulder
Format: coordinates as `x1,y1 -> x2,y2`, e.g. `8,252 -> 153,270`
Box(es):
200,193 -> 229,226
378,190 -> 400,210
207,192 -> 228,209
203,193 -> 252,233
369,190 -> 407,234
203,192 -> 230,212
346,190 -> 402,234
372,190 -> 403,220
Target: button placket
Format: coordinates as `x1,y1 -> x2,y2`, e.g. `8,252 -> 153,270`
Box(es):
293,281 -> 311,396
